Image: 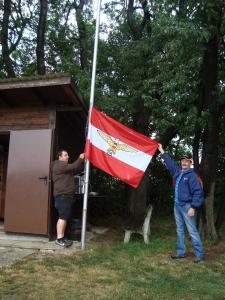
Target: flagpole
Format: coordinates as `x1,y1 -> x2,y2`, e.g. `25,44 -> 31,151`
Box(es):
81,0 -> 101,251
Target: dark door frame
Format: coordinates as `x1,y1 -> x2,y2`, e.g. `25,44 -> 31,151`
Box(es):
0,131 -> 10,220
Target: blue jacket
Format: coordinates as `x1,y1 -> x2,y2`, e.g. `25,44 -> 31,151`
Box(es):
162,153 -> 204,208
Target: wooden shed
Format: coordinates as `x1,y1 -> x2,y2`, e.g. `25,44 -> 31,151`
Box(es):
0,74 -> 87,238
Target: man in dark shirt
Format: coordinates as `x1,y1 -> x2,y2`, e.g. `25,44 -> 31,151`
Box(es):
52,150 -> 84,247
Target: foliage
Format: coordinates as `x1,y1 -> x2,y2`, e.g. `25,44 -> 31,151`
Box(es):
0,0 -> 225,232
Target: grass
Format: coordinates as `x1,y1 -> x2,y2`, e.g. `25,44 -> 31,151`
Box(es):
0,217 -> 225,300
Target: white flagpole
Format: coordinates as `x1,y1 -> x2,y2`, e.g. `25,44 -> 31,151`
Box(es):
81,0 -> 101,251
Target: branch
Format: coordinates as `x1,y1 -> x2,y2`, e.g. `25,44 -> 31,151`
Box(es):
127,0 -> 151,40
9,0 -> 28,53
72,0 -> 85,10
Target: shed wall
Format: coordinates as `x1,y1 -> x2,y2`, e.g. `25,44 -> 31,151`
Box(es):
0,106 -> 50,130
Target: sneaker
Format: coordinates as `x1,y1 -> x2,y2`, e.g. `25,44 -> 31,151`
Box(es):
194,257 -> 203,263
171,254 -> 187,260
55,238 -> 73,248
64,239 -> 73,247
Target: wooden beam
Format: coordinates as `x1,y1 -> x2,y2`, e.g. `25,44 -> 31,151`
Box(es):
0,76 -> 71,90
48,106 -> 56,129
63,85 -> 80,108
0,76 -> 88,122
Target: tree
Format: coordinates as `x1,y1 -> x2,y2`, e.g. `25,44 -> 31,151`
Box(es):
1,0 -> 15,77
97,0 -> 225,237
36,0 -> 48,75
192,0 -> 225,240
99,0 -> 204,229
72,0 -> 89,70
0,0 -> 224,238
0,0 -> 33,77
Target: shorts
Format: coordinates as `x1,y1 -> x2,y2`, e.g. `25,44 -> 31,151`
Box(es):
54,195 -> 75,221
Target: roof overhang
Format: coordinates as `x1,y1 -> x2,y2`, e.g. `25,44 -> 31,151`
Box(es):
0,74 -> 88,118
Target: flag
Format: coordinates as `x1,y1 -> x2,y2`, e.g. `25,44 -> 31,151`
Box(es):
84,107 -> 158,188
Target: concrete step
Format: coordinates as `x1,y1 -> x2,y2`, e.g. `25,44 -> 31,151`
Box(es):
0,231 -> 48,242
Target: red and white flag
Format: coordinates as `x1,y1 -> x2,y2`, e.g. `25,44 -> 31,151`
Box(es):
84,107 -> 158,188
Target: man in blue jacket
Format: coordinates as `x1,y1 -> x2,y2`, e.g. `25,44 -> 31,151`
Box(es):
158,144 -> 204,263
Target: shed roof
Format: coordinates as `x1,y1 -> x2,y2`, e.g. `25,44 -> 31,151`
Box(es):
0,74 -> 88,117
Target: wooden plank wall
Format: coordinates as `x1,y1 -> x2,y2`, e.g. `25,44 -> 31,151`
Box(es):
0,106 -> 50,130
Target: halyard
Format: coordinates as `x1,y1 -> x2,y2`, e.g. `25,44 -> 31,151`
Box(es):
0,216 -> 225,300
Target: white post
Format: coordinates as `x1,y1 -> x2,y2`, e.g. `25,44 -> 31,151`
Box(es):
81,0 -> 101,251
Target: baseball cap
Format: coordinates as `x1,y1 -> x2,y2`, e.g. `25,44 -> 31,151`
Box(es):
180,155 -> 193,162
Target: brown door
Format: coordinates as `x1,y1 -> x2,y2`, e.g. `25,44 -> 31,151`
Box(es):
4,129 -> 52,235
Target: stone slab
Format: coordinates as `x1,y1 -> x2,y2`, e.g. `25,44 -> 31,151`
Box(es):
0,248 -> 34,268
0,231 -> 95,268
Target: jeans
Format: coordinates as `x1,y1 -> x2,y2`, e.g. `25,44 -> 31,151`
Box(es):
174,203 -> 203,258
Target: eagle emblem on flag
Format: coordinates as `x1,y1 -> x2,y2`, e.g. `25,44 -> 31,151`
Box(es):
97,130 -> 138,156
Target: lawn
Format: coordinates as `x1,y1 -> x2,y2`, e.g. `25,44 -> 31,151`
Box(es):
0,216 -> 225,300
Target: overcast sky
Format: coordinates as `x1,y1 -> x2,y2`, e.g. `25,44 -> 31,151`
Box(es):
93,0 -> 108,20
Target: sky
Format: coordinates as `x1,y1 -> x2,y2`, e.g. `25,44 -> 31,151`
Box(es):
93,0 -> 108,20
92,0 -> 112,40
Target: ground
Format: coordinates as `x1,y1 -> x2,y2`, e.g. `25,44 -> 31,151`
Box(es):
0,216 -> 225,300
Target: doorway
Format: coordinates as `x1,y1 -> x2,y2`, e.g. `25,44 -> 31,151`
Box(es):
0,132 -> 10,232
49,110 -> 86,239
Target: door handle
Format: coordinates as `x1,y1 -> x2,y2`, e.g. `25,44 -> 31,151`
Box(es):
39,176 -> 48,186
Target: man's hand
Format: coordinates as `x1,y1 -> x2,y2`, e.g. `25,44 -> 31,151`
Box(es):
188,208 -> 195,217
79,153 -> 85,159
158,143 -> 165,154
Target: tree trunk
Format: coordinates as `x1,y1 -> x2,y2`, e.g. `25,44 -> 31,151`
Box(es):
0,0 -> 15,77
125,169 -> 149,229
124,0 -> 152,229
200,113 -> 220,240
75,2 -> 88,70
194,2 -> 223,240
36,0 -> 48,75
204,181 -> 218,239
125,0 -> 180,229
215,195 -> 225,232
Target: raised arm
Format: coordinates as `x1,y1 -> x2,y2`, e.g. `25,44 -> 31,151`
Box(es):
158,144 -> 181,177
57,153 -> 84,174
